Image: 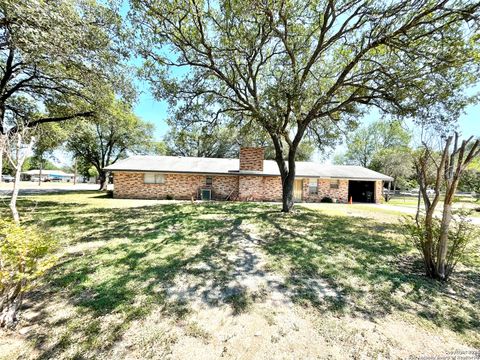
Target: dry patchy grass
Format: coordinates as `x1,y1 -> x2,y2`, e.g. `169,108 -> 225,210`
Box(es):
0,192 -> 478,359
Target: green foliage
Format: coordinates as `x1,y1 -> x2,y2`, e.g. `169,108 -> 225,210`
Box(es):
320,197 -> 333,203
163,122 -> 316,161
0,0 -> 130,135
2,157 -> 27,176
340,119 -> 414,191
88,166 -> 99,178
0,219 -> 57,292
458,169 -> 480,194
28,123 -> 68,169
65,96 -> 154,175
0,219 -> 57,326
343,120 -> 411,168
370,147 -> 414,188
152,141 -> 168,155
264,139 -> 315,162
164,124 -> 238,158
23,157 -> 60,171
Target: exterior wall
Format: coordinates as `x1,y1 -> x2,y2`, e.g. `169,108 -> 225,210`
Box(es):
262,176 -> 283,201
375,180 -> 384,204
238,175 -> 264,201
302,179 -> 349,203
114,172 -> 203,199
211,176 -> 238,199
114,172 -> 237,200
239,147 -> 264,171
113,171 -> 376,204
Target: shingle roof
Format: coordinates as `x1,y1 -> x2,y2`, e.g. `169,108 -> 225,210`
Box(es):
104,155 -> 393,181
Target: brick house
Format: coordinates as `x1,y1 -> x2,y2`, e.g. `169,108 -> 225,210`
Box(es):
105,147 -> 393,203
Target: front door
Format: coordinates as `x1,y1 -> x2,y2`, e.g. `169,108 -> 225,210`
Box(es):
293,179 -> 303,201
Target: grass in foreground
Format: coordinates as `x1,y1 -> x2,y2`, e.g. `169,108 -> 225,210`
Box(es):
0,191 -> 479,358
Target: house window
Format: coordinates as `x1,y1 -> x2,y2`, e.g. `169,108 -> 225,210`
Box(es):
309,178 -> 318,194
205,176 -> 213,186
144,173 -> 165,184
330,179 -> 340,189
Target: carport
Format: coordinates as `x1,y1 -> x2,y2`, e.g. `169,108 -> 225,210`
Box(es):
348,180 -> 375,203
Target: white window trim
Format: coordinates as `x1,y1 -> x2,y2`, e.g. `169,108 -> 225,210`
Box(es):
308,178 -> 318,194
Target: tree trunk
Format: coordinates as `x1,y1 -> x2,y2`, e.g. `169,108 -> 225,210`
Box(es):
98,170 -> 107,191
9,160 -> 22,224
7,134 -> 34,223
0,132 -> 5,183
423,210 -> 436,277
281,172 -> 295,212
0,280 -> 24,328
280,149 -> 298,212
385,181 -> 392,202
436,203 -> 452,280
415,187 -> 421,225
0,140 -> 3,183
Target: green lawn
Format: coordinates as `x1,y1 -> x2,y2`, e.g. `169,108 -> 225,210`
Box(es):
1,192 -> 479,359
386,196 -> 480,218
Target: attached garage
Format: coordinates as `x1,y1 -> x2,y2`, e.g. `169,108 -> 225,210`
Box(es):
348,180 -> 376,203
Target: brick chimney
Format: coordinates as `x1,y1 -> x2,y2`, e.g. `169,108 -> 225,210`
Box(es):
239,147 -> 264,172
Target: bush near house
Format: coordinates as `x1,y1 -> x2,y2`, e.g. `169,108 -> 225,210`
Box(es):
0,219 -> 57,327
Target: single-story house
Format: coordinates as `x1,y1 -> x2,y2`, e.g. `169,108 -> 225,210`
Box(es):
21,169 -> 76,182
105,148 -> 392,204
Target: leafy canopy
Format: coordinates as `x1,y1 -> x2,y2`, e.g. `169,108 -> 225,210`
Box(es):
131,0 -> 479,162
65,96 -> 154,174
343,119 -> 411,167
0,0 -> 131,135
163,122 -> 315,160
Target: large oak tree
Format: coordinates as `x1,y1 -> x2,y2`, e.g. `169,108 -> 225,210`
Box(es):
0,0 -> 130,178
131,0 -> 480,211
65,98 -> 154,190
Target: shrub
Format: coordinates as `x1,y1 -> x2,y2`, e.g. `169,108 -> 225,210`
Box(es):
402,210 -> 478,280
320,197 -> 333,203
106,190 -> 114,198
166,194 -> 174,200
0,219 -> 57,327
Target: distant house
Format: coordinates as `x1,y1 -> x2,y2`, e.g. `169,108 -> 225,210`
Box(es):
105,147 -> 393,203
21,169 -> 76,182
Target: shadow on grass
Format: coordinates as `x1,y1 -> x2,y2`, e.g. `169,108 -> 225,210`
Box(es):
3,195 -> 479,357
255,208 -> 480,343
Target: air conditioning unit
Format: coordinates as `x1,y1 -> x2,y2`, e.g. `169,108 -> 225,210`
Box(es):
200,188 -> 211,200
